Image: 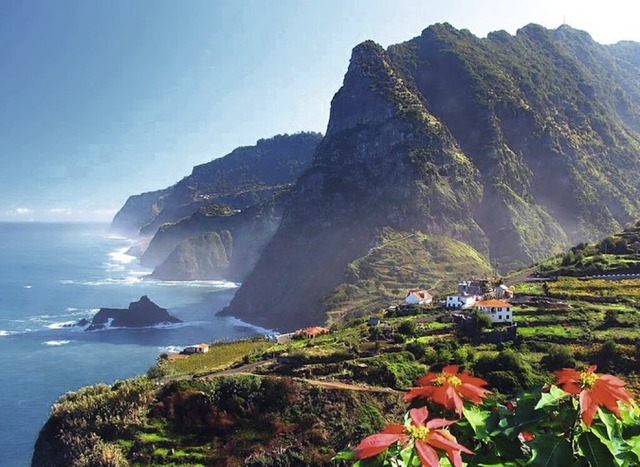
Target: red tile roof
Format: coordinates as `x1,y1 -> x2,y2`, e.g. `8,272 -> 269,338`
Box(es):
476,299 -> 511,308
407,289 -> 432,300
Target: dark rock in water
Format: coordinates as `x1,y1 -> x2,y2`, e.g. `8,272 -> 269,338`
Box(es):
65,318 -> 90,328
84,296 -> 181,331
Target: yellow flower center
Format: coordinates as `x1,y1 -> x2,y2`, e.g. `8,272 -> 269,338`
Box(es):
579,370 -> 599,389
434,373 -> 462,387
406,425 -> 429,441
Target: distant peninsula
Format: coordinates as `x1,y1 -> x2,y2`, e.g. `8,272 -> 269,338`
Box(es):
84,296 -> 181,331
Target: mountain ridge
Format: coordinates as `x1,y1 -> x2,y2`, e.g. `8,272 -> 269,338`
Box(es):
223,23 -> 640,330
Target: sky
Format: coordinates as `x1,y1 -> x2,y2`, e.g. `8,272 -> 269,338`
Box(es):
1,0 -> 639,222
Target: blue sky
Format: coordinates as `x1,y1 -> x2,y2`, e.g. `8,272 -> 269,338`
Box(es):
1,0 -> 638,221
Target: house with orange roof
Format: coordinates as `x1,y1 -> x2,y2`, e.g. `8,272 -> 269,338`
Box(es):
404,289 -> 433,305
475,299 -> 513,323
294,326 -> 329,339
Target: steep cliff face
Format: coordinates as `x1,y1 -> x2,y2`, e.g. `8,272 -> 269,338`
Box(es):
150,195 -> 284,281
111,132 -> 322,236
110,188 -> 171,234
224,25 -> 640,331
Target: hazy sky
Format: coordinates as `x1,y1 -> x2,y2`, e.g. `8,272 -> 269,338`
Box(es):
1,0 -> 638,221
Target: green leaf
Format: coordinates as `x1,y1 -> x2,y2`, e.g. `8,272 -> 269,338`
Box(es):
463,405 -> 492,441
527,434 -> 573,467
627,435 -> 640,463
332,450 -> 356,461
535,385 -> 570,410
577,432 -> 616,467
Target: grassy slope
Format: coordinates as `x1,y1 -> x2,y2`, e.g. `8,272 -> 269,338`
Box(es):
537,221 -> 640,276
323,227 -> 493,324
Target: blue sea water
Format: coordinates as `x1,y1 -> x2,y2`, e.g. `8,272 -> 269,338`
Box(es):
0,222 -> 265,466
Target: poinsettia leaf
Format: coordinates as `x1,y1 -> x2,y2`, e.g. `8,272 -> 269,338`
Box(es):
493,434 -> 528,460
535,385 -> 569,410
463,405 -> 492,441
398,445 -> 419,466
626,435 -> 640,463
577,432 -> 615,467
504,400 -> 546,439
526,434 -> 573,467
591,416 -> 633,465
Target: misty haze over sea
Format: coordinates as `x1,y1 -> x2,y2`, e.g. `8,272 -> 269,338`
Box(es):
0,222 -> 265,466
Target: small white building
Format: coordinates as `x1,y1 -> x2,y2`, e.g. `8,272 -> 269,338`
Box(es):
494,284 -> 514,300
404,290 -> 433,305
446,294 -> 477,309
183,343 -> 210,354
475,299 -> 513,323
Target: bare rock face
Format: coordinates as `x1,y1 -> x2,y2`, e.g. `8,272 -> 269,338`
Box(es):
84,296 -> 181,331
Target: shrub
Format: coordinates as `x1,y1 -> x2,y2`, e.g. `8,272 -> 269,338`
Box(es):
542,344 -> 576,370
397,320 -> 418,337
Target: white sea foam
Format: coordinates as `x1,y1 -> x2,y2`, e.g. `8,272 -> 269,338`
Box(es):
43,340 -> 71,346
23,284 -> 32,289
0,330 -> 14,337
158,345 -> 184,354
106,234 -> 130,241
127,270 -> 149,277
103,262 -> 126,272
59,277 -> 144,286
108,247 -> 136,264
153,279 -> 239,289
46,321 -> 76,329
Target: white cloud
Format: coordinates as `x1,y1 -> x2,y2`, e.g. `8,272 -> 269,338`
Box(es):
48,208 -> 73,215
6,207 -> 34,217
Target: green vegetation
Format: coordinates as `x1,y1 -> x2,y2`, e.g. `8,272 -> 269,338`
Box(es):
324,228 -> 492,323
537,221 -> 640,276
158,339 -> 270,377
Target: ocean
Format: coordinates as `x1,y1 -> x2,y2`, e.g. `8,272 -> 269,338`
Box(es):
0,222 -> 266,466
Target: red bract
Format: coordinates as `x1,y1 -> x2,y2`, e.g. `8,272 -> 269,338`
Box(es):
404,365 -> 492,415
554,365 -> 633,427
353,406 -> 472,467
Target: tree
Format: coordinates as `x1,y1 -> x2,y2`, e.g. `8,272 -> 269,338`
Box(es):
470,310 -> 492,330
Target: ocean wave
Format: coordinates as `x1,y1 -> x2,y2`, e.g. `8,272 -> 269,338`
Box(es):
223,316 -> 274,335
86,320 -> 196,333
43,340 -> 71,346
0,330 -> 15,337
151,279 -> 240,289
46,321 -> 77,329
105,234 -> 131,241
103,262 -> 126,272
59,277 -> 144,286
108,247 -> 136,264
127,270 -> 150,277
158,345 -> 185,354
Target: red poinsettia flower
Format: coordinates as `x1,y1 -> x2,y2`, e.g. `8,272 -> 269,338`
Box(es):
554,365 -> 633,427
404,365 -> 492,415
518,430 -> 535,443
353,406 -> 472,467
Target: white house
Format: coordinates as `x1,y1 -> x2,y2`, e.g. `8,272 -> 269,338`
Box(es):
475,299 -> 513,323
405,290 -> 433,305
183,343 -> 210,354
494,284 -> 514,300
445,294 -> 477,309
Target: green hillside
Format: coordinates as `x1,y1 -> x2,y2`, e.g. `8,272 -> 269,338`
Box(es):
537,220 -> 640,276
